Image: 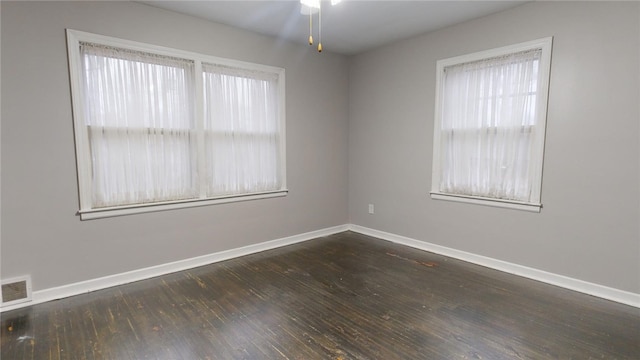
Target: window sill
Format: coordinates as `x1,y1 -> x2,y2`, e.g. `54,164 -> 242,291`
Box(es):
430,192 -> 541,213
78,190 -> 288,220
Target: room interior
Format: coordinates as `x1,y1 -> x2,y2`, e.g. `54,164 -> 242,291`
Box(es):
1,0 -> 639,357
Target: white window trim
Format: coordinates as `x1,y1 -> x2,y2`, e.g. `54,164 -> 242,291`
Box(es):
430,193 -> 542,213
67,29 -> 287,220
430,37 -> 553,212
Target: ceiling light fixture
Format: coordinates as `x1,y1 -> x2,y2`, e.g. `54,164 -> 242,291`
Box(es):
301,0 -> 342,53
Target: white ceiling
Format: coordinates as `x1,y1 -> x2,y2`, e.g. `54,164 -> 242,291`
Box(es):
139,1 -> 529,55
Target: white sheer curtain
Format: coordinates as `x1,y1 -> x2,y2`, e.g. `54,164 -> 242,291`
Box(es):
81,43 -> 197,207
202,64 -> 281,196
438,49 -> 542,202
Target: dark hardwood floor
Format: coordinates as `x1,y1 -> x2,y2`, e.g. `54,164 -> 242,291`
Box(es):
2,231 -> 639,359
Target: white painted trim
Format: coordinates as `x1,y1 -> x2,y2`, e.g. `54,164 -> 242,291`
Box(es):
348,225 -> 640,308
431,37 -> 553,210
2,223 -> 637,312
80,190 -> 288,220
430,192 -> 541,213
66,29 -> 287,219
0,225 -> 349,312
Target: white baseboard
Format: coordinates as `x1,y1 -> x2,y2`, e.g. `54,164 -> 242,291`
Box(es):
0,224 -> 349,313
348,224 -> 640,308
2,223 -> 637,312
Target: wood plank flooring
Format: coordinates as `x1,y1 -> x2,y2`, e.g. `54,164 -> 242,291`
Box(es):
1,231 -> 639,359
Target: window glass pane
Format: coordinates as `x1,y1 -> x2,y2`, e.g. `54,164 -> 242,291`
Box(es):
202,63 -> 281,196
438,48 -> 543,202
69,31 -> 287,217
80,43 -> 197,207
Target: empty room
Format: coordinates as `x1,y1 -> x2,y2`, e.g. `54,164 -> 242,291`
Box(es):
1,0 -> 639,359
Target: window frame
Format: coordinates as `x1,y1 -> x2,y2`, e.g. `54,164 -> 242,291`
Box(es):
67,29 -> 287,220
430,37 -> 553,212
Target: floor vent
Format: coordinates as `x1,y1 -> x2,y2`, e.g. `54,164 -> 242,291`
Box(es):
1,276 -> 32,307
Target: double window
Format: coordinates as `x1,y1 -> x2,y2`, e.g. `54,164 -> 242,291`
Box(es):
431,38 -> 552,212
67,30 -> 286,219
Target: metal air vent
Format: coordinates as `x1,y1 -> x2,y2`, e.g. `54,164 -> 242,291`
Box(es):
1,276 -> 32,306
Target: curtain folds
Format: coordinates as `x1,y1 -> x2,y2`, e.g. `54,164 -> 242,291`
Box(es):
202,63 -> 281,196
439,49 -> 542,202
80,43 -> 282,209
81,43 -> 197,207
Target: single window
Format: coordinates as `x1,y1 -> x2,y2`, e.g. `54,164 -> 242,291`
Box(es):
431,38 -> 552,212
67,30 -> 286,219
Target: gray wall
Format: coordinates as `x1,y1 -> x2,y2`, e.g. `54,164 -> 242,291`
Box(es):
1,1 -> 349,291
2,1 -> 639,297
348,1 -> 640,293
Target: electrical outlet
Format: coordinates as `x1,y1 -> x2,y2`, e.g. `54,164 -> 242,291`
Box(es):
368,204 -> 374,214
